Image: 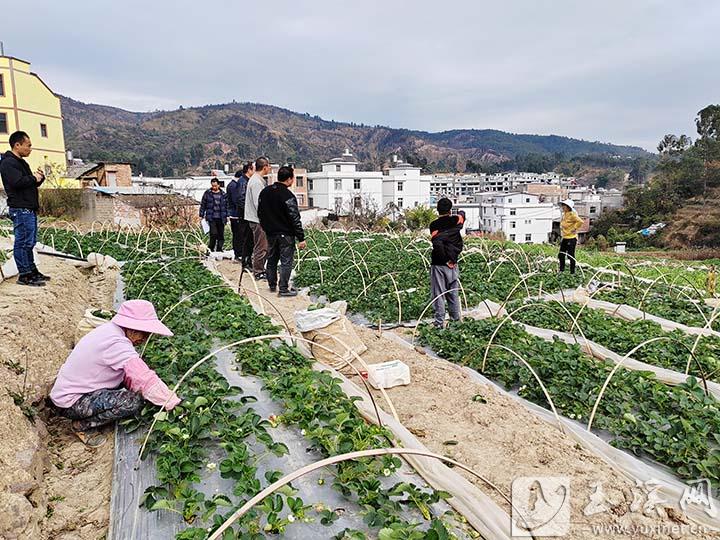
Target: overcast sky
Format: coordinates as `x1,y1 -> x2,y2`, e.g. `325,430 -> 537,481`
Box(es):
5,0 -> 719,151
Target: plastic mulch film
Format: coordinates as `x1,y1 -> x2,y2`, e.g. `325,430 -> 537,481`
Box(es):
542,288 -> 720,338
204,259 -> 512,539
466,306 -> 720,401
384,332 -> 720,532
312,360 -> 513,540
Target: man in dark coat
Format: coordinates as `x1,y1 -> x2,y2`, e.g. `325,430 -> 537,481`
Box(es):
226,162 -> 255,268
429,198 -> 465,327
0,131 -> 48,286
257,166 -> 306,296
199,177 -> 228,252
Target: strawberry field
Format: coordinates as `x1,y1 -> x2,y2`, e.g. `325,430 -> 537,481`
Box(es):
34,224 -> 720,537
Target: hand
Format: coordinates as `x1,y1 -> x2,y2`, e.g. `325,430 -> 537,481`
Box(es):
34,169 -> 45,183
298,241 -> 307,249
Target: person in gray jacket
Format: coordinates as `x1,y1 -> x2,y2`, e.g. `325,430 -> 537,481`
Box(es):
244,156 -> 271,279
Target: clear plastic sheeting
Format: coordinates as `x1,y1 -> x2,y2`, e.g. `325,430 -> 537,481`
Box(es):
314,360 -> 512,540
466,304 -> 720,401
108,347 -> 467,540
542,287 -> 720,338
386,332 -> 720,532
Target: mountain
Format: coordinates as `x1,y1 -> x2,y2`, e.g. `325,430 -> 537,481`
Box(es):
60,96 -> 651,176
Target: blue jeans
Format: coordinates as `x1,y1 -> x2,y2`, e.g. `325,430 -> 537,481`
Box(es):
8,207 -> 38,275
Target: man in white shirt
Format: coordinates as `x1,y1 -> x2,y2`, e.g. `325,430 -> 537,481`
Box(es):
244,156 -> 271,279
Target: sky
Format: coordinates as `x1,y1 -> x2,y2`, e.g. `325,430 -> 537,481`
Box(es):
4,0 -> 720,151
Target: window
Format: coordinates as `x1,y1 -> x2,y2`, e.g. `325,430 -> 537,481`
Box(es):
493,208 -> 497,215
335,197 -> 343,210
296,194 -> 305,205
507,198 -> 513,203
335,164 -> 341,172
354,179 -> 361,190
0,74 -> 4,96
510,221 -> 516,229
525,234 -> 532,242
40,123 -> 48,137
510,234 -> 516,241
525,197 -> 531,203
334,179 -> 342,190
353,196 -> 362,209
0,112 -> 7,134
397,181 -> 403,192
397,198 -> 403,208
510,208 -> 516,216
307,179 -> 314,190
590,206 -> 597,214
295,176 -> 304,187
525,219 -> 532,225
308,197 -> 314,207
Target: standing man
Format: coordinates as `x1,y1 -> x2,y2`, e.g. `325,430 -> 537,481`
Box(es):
429,198 -> 465,328
0,131 -> 49,287
257,166 -> 306,296
558,199 -> 584,274
199,177 -> 228,252
245,156 -> 271,279
227,162 -> 255,270
226,169 -> 243,261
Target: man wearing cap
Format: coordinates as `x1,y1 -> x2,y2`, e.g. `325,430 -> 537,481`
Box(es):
50,300 -> 180,446
429,198 -> 465,328
558,199 -> 584,274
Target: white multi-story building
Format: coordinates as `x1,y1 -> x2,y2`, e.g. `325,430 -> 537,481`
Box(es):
306,150 -> 384,213
430,171 -> 566,202
382,161 -> 431,212
478,192 -> 559,243
306,150 -> 431,215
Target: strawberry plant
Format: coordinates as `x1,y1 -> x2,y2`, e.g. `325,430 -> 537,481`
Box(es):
419,318 -> 720,487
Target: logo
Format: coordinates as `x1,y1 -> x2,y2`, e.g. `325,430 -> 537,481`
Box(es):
512,476 -> 571,537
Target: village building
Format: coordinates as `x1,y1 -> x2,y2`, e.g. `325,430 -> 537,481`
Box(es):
0,54 -> 66,172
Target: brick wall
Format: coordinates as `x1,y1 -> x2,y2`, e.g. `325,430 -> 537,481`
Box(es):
113,200 -> 142,227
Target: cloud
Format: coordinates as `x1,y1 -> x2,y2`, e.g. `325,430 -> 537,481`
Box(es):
5,0 -> 720,151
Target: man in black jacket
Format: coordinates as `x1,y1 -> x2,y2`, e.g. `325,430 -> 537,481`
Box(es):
0,131 -> 48,286
257,166 -> 306,296
226,162 -> 255,268
429,198 -> 465,327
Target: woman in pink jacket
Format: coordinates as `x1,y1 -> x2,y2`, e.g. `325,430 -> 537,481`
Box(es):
50,300 -> 181,446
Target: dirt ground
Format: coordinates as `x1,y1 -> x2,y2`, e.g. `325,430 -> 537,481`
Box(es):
0,248 -> 117,540
217,259 -> 720,540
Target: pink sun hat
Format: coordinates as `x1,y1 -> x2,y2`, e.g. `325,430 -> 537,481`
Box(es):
111,300 -> 173,336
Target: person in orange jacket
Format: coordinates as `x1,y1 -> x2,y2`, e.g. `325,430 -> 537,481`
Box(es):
558,199 -> 584,274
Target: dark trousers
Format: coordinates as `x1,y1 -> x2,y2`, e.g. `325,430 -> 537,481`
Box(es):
9,207 -> 38,275
558,238 -> 578,273
55,387 -> 144,431
266,234 -> 296,292
230,218 -> 254,265
208,219 -> 225,252
249,222 -> 268,276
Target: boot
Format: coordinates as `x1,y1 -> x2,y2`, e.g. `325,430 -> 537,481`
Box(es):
17,273 -> 45,287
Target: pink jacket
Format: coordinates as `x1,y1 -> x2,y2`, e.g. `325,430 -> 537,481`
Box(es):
50,322 -> 180,410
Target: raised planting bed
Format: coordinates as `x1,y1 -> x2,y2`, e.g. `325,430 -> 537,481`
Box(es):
507,299 -> 720,383
418,318 -> 720,487
104,248 -> 478,539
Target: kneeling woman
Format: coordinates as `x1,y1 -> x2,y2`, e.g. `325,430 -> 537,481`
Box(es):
50,300 -> 181,446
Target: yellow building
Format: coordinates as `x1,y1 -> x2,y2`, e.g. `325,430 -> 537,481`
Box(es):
0,55 -> 66,173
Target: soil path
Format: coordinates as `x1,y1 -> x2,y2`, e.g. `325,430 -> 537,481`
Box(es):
0,250 -> 117,539
217,259 -> 719,540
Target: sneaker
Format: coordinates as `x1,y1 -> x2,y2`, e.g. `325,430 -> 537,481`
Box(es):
254,272 -> 267,280
268,286 -> 277,293
278,289 -> 298,297
33,270 -> 51,281
17,273 -> 45,287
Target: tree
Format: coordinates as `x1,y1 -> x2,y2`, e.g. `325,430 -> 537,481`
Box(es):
404,205 -> 436,230
657,134 -> 691,157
